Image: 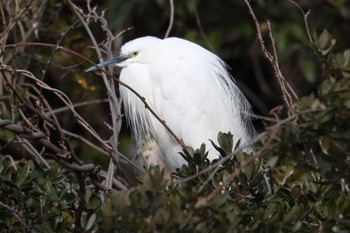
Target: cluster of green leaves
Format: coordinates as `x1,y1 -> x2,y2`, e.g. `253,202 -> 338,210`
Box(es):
97,130 -> 349,233
98,146 -> 268,232
0,160 -> 76,232
0,159 -> 100,233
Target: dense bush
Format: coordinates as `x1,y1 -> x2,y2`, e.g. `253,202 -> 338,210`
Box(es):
97,46 -> 350,231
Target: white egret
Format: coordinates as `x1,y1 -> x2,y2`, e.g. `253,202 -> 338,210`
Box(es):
86,36 -> 254,170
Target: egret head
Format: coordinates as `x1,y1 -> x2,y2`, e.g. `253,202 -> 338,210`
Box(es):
86,36 -> 161,72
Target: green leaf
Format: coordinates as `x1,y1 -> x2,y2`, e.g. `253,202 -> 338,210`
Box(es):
34,222 -> 54,233
317,30 -> 336,55
209,139 -> 226,157
15,161 -> 32,186
85,213 -> 97,231
318,30 -> 330,49
291,185 -> 302,200
80,211 -> 87,230
267,156 -> 279,168
300,57 -> 317,83
217,132 -> 233,155
319,137 -> 331,155
238,173 -> 248,186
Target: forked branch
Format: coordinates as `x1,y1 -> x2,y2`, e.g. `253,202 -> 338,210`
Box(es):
244,0 -> 299,114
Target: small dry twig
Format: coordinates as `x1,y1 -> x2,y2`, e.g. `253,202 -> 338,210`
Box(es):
0,201 -> 29,231
244,0 -> 299,114
164,0 -> 175,38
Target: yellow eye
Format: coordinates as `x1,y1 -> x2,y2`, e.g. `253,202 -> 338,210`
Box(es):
131,51 -> 138,57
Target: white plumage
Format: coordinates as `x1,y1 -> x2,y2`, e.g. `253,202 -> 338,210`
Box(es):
87,36 -> 254,170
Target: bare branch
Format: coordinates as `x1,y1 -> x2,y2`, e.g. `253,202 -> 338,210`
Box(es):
0,201 -> 29,231
48,98 -> 108,115
0,119 -> 128,190
244,0 -> 299,114
164,0 -> 175,38
67,0 -> 125,189
193,0 -> 213,50
19,137 -> 51,169
3,42 -> 186,149
62,129 -> 108,155
288,0 -> 313,44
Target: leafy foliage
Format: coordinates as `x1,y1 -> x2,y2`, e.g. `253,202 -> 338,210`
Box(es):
98,121 -> 350,233
0,160 -> 76,232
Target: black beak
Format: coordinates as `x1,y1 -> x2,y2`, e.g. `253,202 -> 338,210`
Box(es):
85,54 -> 130,72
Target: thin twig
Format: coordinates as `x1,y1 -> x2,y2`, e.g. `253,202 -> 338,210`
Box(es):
1,155 -> 18,170
288,0 -> 313,43
41,19 -> 81,81
244,0 -> 298,114
20,137 -> 51,169
48,98 -> 108,115
68,0 -> 125,189
193,0 -> 214,51
0,201 -> 29,231
164,0 -> 174,38
267,20 -> 295,111
62,129 -> 108,155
